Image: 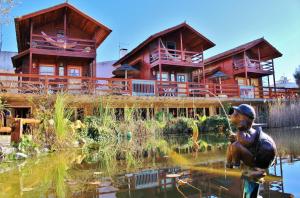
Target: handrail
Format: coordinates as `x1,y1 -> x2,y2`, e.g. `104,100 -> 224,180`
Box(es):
233,58 -> 274,72
150,47 -> 203,65
30,33 -> 96,53
0,73 -> 298,99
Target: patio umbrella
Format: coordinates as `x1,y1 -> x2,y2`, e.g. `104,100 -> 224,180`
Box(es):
208,71 -> 229,94
112,64 -> 139,79
112,64 -> 139,91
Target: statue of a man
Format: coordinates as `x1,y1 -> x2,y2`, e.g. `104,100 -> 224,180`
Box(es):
226,104 -> 277,169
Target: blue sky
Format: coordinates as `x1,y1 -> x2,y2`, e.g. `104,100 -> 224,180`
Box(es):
2,0 -> 300,81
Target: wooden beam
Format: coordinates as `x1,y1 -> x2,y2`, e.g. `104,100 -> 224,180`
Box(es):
257,48 -> 261,69
180,31 -> 184,59
158,38 -> 162,82
244,51 -> 248,85
29,19 -> 33,48
202,67 -> 205,83
64,7 -> 67,36
29,52 -> 32,74
272,59 -> 276,96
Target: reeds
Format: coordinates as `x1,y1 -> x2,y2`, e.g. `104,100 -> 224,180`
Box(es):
54,94 -> 72,140
268,100 -> 300,128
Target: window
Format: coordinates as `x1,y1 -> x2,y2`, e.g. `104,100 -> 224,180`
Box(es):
170,73 -> 175,81
156,72 -> 169,81
236,77 -> 249,85
166,41 -> 176,50
59,67 -> 64,76
68,67 -> 81,77
39,65 -> 55,75
166,41 -> 176,55
177,74 -> 186,82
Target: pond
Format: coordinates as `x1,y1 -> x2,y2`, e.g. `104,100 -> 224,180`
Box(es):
0,127 -> 299,198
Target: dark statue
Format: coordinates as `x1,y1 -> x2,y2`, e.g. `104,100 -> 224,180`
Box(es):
226,104 -> 277,198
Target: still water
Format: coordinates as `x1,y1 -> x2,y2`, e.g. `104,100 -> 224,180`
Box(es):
0,127 -> 299,198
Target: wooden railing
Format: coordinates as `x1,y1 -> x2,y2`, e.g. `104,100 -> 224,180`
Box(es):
150,48 -> 203,66
233,59 -> 273,73
0,73 -> 298,99
31,34 -> 96,53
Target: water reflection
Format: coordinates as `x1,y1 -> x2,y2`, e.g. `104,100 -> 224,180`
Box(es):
0,127 -> 299,197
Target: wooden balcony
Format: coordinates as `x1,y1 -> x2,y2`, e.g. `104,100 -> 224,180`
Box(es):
29,34 -> 96,58
233,59 -> 274,77
150,48 -> 203,68
0,73 -> 298,100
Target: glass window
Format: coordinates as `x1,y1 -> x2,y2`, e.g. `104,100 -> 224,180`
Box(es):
177,74 -> 186,82
156,72 -> 168,81
68,68 -> 81,77
39,65 -> 55,75
170,73 -> 175,81
59,67 -> 64,76
166,41 -> 176,50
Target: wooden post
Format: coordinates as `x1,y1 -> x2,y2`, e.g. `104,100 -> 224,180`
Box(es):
257,48 -> 261,69
202,67 -> 205,84
64,7 -> 67,37
29,52 -> 32,75
267,75 -> 271,98
272,59 -> 276,97
29,19 -> 33,49
186,82 -> 189,96
29,20 -> 33,76
93,58 -> 96,78
180,31 -> 184,61
244,51 -> 248,85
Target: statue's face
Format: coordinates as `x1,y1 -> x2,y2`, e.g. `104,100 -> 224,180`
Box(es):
230,110 -> 245,126
230,110 -> 253,130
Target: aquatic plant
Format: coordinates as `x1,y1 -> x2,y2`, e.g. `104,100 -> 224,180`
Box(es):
18,135 -> 38,154
53,93 -> 73,141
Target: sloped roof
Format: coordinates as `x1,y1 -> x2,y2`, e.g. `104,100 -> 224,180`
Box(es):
114,22 -> 215,66
205,38 -> 282,65
15,2 -> 111,51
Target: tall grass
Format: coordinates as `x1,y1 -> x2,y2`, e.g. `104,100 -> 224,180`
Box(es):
53,94 -> 73,147
268,100 -> 300,128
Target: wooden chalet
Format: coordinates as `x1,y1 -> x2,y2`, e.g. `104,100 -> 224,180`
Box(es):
114,22 -> 215,81
203,38 -> 284,98
113,22 -> 215,97
12,2 -> 111,79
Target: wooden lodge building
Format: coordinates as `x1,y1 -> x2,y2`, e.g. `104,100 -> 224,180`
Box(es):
0,2 -> 298,121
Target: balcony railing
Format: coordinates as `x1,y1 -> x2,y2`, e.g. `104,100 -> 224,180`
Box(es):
150,48 -> 203,67
0,73 -> 298,99
233,59 -> 274,74
30,33 -> 96,54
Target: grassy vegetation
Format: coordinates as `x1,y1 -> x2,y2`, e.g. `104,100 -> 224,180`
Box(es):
4,94 -> 232,171
268,100 -> 300,128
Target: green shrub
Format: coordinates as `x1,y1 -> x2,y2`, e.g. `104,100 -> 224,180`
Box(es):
200,115 -> 231,135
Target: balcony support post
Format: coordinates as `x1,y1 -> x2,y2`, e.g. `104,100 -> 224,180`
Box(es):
202,67 -> 205,84
180,31 -> 184,61
257,48 -> 261,69
272,59 -> 276,97
64,7 -> 67,36
30,19 -> 33,49
244,51 -> 248,85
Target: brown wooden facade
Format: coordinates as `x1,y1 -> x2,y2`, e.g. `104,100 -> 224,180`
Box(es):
12,3 -> 111,80
202,38 -> 282,94
113,22 -> 215,83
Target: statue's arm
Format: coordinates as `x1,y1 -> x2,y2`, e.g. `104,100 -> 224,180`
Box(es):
236,131 -> 256,147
